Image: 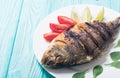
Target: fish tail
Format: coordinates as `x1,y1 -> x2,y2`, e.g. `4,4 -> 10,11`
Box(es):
110,17 -> 120,29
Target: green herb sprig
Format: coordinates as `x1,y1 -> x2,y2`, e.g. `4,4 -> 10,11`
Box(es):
93,65 -> 103,78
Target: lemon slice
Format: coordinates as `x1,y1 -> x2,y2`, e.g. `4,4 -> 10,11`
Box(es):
81,6 -> 92,22
71,8 -> 80,22
92,7 -> 104,22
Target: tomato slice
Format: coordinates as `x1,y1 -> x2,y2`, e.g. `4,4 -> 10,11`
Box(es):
50,23 -> 68,30
58,16 -> 76,25
49,23 -> 70,33
43,32 -> 59,42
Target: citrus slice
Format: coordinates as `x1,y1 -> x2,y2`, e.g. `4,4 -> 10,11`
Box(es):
92,7 -> 104,22
81,6 -> 92,22
71,7 -> 80,22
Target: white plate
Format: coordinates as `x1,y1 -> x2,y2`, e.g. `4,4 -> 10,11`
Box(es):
33,4 -> 120,78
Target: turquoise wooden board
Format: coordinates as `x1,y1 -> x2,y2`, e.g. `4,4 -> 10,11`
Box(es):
0,0 -> 120,78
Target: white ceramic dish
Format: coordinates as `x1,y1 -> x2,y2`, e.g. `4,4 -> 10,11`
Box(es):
33,4 -> 120,78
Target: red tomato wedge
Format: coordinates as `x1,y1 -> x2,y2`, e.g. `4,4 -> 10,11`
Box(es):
43,32 -> 59,42
43,16 -> 77,42
49,23 -> 70,33
58,16 -> 77,25
50,23 -> 68,30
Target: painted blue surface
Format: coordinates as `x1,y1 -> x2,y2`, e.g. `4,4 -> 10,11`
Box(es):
0,0 -> 120,78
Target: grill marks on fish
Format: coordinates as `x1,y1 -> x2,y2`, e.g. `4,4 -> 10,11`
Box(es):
64,31 -> 87,56
93,21 -> 111,39
81,26 -> 99,48
65,27 -> 96,55
85,22 -> 106,41
55,34 -> 87,66
64,21 -> 113,56
98,22 -> 112,37
63,31 -> 88,65
77,29 -> 96,55
81,24 -> 104,48
64,30 -> 86,53
66,31 -> 87,53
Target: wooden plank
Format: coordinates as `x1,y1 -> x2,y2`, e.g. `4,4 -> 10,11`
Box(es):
0,0 -> 25,78
81,0 -> 120,13
81,0 -> 111,7
7,0 -> 55,78
110,0 -> 120,12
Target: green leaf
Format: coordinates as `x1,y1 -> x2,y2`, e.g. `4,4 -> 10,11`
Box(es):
81,6 -> 92,22
93,65 -> 103,78
72,71 -> 85,78
115,39 -> 120,47
105,61 -> 120,69
110,51 -> 120,61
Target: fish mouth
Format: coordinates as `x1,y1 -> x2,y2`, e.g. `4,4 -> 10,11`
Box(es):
41,51 -> 64,68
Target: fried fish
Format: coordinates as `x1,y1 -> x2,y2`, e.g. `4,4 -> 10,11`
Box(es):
41,17 -> 120,68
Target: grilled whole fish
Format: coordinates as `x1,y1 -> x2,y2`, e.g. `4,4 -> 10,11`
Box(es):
41,17 -> 120,68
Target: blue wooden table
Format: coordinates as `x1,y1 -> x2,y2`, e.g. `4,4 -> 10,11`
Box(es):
0,0 -> 120,78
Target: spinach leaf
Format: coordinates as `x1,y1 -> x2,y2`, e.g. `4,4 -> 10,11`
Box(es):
110,51 -> 120,61
72,71 -> 85,78
93,65 -> 103,78
115,39 -> 120,47
105,61 -> 120,69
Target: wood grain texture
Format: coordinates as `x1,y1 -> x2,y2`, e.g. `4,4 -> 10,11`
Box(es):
0,0 -> 24,78
0,0 -> 120,78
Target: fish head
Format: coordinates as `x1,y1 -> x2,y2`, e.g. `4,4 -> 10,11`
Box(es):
41,43 -> 65,68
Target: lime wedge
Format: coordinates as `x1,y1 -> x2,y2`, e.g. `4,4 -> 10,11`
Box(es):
71,8 -> 80,22
92,7 -> 104,22
81,6 -> 92,22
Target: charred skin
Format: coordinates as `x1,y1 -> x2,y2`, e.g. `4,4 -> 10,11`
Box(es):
41,17 -> 120,68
